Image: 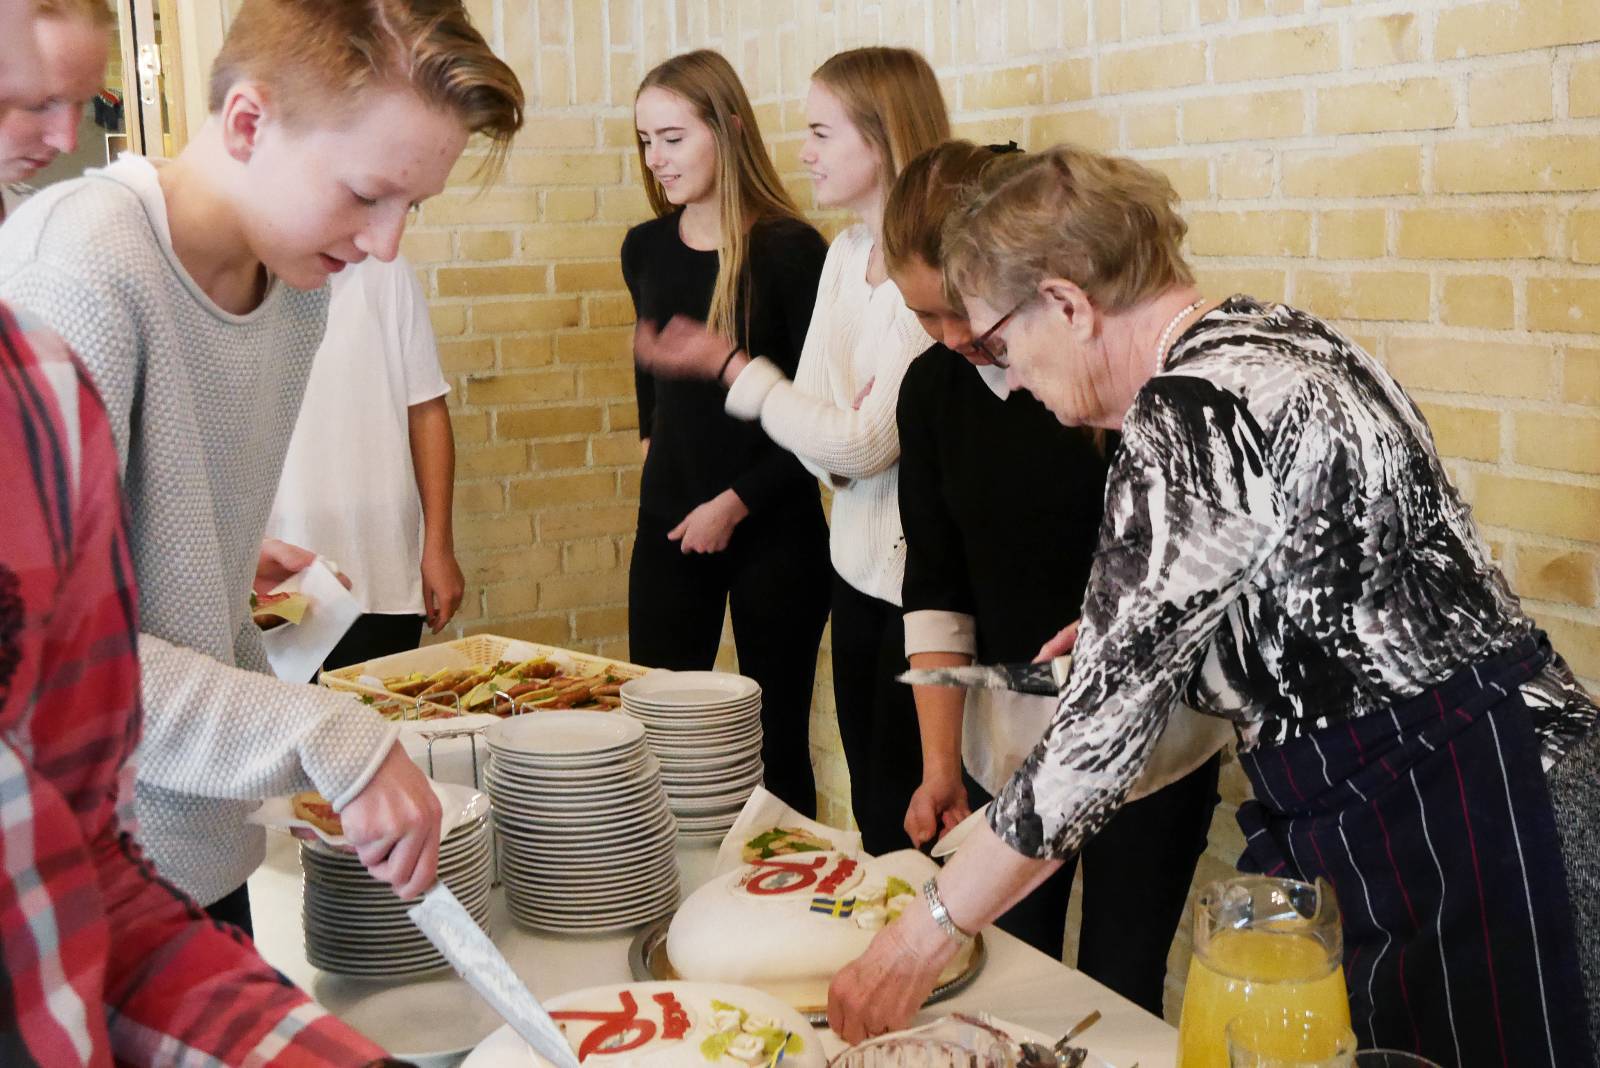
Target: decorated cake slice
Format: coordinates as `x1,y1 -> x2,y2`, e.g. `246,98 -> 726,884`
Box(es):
461,981 -> 825,1067
665,850 -> 976,1009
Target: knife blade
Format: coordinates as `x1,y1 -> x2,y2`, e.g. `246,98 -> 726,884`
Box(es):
407,882 -> 579,1068
897,655 -> 1072,696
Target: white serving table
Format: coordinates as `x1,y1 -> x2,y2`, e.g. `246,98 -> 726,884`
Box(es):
248,833 -> 1176,1066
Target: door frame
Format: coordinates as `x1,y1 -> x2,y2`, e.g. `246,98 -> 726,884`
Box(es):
113,0 -> 229,157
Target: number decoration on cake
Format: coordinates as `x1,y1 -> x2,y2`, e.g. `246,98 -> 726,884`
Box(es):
733,853 -> 861,898
548,990 -> 805,1065
551,990 -> 691,1061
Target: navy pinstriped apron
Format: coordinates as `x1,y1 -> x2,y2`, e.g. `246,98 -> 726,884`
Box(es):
1235,636 -> 1595,1068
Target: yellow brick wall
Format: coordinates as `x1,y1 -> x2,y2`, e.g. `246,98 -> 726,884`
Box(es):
401,0 -> 1600,1020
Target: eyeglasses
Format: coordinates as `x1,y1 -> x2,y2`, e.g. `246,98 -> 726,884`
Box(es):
969,292 -> 1034,368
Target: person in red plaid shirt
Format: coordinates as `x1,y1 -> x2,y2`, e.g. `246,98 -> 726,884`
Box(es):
0,286 -> 405,1068
0,6 -> 399,1061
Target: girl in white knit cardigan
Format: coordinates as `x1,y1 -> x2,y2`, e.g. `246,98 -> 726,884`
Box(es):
636,46 -> 950,854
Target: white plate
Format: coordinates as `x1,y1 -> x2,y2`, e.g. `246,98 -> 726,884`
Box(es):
485,756 -> 652,783
494,809 -> 672,843
677,827 -> 730,842
493,790 -> 667,817
626,706 -> 762,729
461,981 -> 825,1068
487,712 -> 645,758
665,766 -> 762,793
505,902 -> 676,932
495,829 -> 677,864
303,836 -> 491,873
497,837 -> 677,868
620,671 -> 760,706
646,728 -> 763,751
501,878 -> 678,909
623,694 -> 761,713
311,971 -> 508,1068
931,801 -> 993,859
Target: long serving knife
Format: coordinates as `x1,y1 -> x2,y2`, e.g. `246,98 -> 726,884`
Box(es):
897,655 -> 1073,697
407,883 -> 580,1068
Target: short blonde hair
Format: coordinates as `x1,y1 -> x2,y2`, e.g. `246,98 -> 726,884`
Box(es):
812,47 -> 949,194
36,0 -> 113,27
210,0 -> 523,176
942,144 -> 1193,314
635,50 -> 803,341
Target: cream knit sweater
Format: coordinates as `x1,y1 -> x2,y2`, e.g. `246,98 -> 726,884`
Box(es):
725,225 -> 929,605
0,157 -> 398,905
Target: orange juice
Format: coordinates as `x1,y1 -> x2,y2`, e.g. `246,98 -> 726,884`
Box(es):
1177,928 -> 1351,1068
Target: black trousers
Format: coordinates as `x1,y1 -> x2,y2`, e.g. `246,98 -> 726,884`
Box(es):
204,881 -> 254,938
967,752 -> 1221,1018
313,612 -> 426,681
628,504 -> 831,816
829,572 -> 923,856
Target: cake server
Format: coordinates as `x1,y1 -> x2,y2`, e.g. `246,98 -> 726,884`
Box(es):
897,655 -> 1072,696
407,882 -> 579,1068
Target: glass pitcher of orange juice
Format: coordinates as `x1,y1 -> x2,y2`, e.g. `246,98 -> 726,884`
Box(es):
1176,876 -> 1351,1068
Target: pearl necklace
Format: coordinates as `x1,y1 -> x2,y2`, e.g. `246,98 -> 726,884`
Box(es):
1155,297 -> 1206,371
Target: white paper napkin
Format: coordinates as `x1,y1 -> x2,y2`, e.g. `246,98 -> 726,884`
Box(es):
262,557 -> 361,682
713,786 -> 863,876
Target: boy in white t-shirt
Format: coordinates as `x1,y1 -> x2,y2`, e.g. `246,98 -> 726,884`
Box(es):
267,253 -> 464,675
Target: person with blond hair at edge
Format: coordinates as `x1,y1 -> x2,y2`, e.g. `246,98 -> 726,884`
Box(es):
623,49 -> 832,815
0,0 -> 109,217
636,46 -> 949,854
0,0 -> 524,936
0,1 -> 427,1062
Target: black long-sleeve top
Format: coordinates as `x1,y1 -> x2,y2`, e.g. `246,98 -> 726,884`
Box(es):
622,211 -> 827,523
897,344 -> 1112,663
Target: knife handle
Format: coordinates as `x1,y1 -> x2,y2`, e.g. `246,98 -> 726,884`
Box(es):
1048,655 -> 1073,691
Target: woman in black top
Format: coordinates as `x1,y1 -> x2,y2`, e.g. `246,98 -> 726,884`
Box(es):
889,142 -> 1226,1015
624,50 -> 830,815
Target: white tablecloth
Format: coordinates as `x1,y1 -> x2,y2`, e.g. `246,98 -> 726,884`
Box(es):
247,833 -> 1177,1066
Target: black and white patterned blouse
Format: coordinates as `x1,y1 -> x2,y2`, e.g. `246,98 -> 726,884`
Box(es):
989,296 -> 1597,860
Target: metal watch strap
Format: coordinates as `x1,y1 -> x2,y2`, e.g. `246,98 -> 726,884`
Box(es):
921,877 -> 974,945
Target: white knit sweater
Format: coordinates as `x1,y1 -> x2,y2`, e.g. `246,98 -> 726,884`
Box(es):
724,224 -> 929,605
0,157 -> 399,905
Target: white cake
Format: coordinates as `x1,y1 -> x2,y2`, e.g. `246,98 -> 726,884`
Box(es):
665,850 -> 976,1008
461,982 -> 826,1068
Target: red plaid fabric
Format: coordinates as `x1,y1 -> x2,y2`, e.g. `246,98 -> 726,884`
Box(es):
0,303 -> 392,1067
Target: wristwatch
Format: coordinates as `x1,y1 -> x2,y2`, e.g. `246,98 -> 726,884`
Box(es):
921,877 -> 974,946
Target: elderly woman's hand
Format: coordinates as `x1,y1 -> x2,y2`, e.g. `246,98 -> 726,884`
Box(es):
827,899 -> 961,1045
635,315 -> 748,384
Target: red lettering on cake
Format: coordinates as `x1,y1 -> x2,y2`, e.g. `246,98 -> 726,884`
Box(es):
552,991 -> 655,1061
653,993 -> 691,1040
741,855 -> 830,896
817,858 -> 858,894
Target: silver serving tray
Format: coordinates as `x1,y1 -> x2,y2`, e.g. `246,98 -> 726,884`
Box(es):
627,917 -> 987,1026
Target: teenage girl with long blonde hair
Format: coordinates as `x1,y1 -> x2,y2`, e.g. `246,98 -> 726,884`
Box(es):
637,47 -> 950,852
624,49 -> 832,816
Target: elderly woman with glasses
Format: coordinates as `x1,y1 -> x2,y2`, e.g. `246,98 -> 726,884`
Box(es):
826,144 -> 1600,1068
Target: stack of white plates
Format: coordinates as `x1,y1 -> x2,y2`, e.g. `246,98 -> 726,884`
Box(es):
619,672 -> 765,842
485,712 -> 680,933
302,814 -> 492,978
